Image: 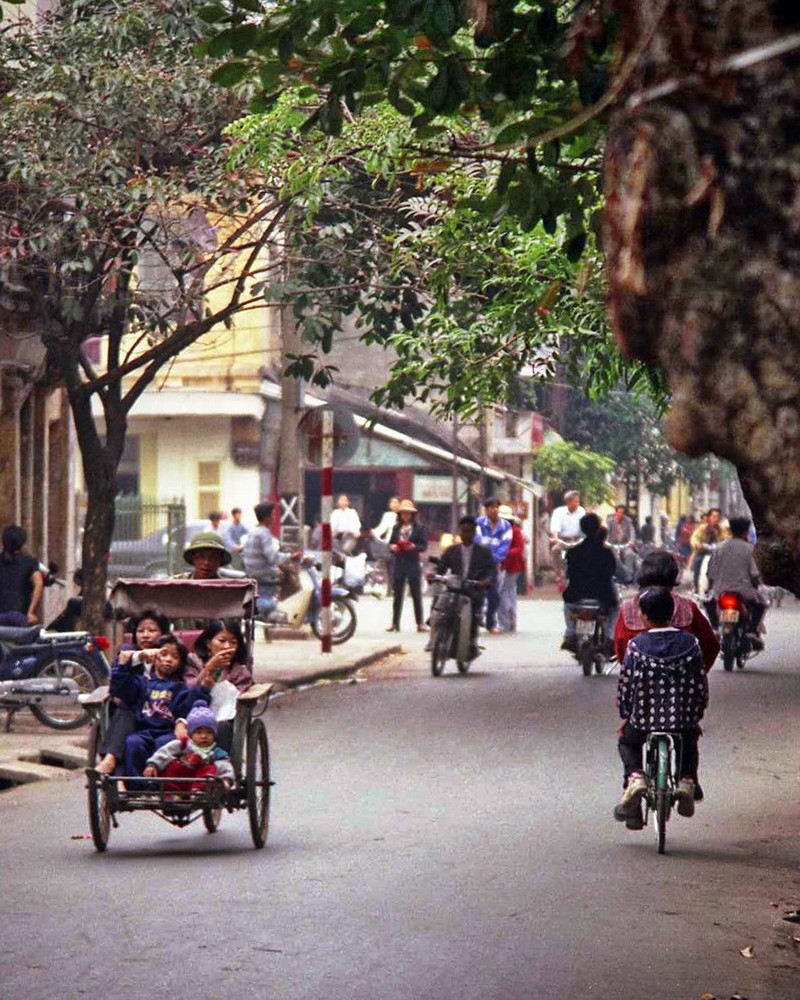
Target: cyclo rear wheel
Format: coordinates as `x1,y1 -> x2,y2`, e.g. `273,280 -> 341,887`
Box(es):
246,718 -> 271,849
654,738 -> 670,855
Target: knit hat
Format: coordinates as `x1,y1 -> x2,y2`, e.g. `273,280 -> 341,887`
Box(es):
186,701 -> 218,736
183,531 -> 232,566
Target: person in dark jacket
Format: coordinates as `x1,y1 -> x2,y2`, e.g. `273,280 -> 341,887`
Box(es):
561,512 -> 619,651
437,515 -> 496,655
613,587 -> 708,831
96,634 -> 211,776
386,500 -> 428,632
0,525 -> 44,624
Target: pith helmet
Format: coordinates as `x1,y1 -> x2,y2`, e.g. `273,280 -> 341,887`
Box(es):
183,531 -> 232,566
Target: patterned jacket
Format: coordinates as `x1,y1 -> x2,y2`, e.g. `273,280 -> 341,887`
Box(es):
617,628 -> 708,731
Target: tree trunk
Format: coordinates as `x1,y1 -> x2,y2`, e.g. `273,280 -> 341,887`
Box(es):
604,2 -> 800,593
65,381 -> 125,635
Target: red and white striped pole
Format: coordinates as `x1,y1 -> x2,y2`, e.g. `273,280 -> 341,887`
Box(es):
319,409 -> 334,653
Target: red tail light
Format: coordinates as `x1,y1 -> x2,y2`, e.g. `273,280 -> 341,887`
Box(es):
719,592 -> 740,610
93,635 -> 111,651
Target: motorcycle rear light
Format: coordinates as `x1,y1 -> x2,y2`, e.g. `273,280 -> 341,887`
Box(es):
93,635 -> 111,651
719,593 -> 740,610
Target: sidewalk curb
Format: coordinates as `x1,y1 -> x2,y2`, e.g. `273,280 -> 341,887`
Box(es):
265,643 -> 404,692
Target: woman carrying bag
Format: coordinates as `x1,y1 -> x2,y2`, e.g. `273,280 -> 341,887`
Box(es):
386,500 -> 428,633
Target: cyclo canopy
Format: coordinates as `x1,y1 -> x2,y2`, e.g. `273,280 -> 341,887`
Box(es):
109,578 -> 257,621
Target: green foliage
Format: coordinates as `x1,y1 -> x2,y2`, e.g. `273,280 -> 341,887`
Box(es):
204,0 -> 612,245
0,0 -> 269,392
533,440 -> 615,505
228,88 -> 656,415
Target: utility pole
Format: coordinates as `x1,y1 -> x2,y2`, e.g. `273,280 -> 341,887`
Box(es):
451,413 -> 459,533
277,299 -> 304,548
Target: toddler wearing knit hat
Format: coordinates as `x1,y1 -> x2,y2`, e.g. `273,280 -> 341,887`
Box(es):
143,701 -> 234,792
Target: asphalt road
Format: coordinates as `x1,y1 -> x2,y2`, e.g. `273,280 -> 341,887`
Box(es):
2,598 -> 799,1000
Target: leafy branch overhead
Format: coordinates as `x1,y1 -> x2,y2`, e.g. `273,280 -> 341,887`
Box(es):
213,0 -> 659,414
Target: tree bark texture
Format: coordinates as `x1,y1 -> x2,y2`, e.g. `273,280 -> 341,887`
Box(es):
604,1 -> 800,592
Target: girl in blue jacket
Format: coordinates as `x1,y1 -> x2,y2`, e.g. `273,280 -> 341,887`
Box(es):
96,634 -> 212,776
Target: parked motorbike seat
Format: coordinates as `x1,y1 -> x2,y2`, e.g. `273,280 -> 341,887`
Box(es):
0,625 -> 41,644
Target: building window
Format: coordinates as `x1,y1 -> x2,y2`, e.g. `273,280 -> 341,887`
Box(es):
198,460 -> 221,517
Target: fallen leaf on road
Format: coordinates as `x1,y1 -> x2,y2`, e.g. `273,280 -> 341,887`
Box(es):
700,993 -> 716,1000
740,945 -> 755,958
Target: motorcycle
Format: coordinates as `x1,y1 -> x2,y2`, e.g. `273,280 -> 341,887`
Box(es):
716,591 -> 763,671
0,623 -> 110,731
258,561 -> 358,646
428,570 -> 480,677
565,600 -> 612,677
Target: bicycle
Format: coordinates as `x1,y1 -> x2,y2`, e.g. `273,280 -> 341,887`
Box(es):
643,732 -> 680,854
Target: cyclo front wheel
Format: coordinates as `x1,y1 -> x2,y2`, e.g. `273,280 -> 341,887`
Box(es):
246,718 -> 271,849
654,738 -> 670,855
86,769 -> 111,852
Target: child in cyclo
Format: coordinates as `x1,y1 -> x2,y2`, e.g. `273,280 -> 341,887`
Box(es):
96,634 -> 212,776
614,586 -> 709,831
143,701 -> 233,794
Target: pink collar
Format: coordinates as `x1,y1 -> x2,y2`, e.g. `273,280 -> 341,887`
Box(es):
622,593 -> 694,630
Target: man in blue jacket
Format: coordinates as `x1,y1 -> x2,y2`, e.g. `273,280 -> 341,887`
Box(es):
476,497 -> 512,634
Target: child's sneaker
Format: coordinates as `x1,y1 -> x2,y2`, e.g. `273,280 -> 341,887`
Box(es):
620,772 -> 646,805
613,800 -> 644,830
675,778 -> 696,817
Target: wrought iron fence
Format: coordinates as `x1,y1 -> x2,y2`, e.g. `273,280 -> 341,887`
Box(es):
107,497 -> 186,580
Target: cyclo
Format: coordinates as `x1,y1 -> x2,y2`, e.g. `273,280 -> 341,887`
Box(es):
82,578 -> 272,852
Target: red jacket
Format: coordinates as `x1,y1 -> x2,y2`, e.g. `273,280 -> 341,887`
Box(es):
613,593 -> 720,671
502,524 -> 526,574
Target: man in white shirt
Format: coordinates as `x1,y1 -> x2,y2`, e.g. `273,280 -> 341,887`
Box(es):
549,490 -> 586,582
330,494 -> 362,553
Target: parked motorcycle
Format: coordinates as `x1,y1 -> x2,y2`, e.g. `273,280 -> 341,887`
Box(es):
716,591 -> 763,671
258,561 -> 358,645
565,600 -> 612,676
0,624 -> 110,730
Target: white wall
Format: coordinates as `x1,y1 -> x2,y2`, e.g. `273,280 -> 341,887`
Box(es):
128,415 -> 261,522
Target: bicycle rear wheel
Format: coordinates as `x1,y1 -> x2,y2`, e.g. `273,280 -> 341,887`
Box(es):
654,738 -> 670,854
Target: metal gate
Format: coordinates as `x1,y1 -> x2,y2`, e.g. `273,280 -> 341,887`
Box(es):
107,497 -> 186,580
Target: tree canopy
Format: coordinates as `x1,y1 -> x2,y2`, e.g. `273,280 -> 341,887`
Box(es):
0,0 -> 284,625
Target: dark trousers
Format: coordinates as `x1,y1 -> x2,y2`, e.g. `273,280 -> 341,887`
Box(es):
100,706 -> 173,775
485,581 -> 501,630
392,570 -> 424,627
618,722 -> 699,781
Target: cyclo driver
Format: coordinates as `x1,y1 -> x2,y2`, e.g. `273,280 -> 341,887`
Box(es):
561,513 -> 619,653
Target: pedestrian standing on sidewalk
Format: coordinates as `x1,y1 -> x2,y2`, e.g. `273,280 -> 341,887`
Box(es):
497,505 -> 525,634
476,497 -> 512,635
0,525 -> 44,625
386,500 -> 428,633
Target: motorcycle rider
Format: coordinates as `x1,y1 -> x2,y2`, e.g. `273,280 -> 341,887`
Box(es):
549,490 -> 586,584
561,513 -> 618,652
707,516 -> 766,647
606,504 -> 638,583
688,508 -> 727,593
438,515 -> 495,658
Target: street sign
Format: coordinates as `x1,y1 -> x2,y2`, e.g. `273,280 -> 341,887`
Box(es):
297,405 -> 360,465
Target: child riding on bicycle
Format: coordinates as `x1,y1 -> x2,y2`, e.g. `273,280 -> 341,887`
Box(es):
614,587 -> 709,831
